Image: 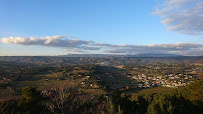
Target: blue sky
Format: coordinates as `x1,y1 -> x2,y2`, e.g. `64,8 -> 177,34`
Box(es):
0,0 -> 202,56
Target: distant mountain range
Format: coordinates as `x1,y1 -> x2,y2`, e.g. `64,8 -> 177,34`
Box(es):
59,53 -> 182,57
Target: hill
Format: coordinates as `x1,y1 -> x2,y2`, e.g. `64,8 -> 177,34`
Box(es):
59,53 -> 181,57
0,56 -> 202,66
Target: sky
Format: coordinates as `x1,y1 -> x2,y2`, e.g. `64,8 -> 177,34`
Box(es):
0,0 -> 202,56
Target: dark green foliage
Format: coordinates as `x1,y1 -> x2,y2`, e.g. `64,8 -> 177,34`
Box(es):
112,89 -> 139,113
0,86 -> 45,114
112,89 -> 122,112
104,80 -> 203,114
1,81 -> 202,114
98,94 -> 106,103
131,80 -> 203,114
17,86 -> 43,113
21,86 -> 41,101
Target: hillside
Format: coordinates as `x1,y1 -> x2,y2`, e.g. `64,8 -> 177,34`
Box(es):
0,56 -> 202,66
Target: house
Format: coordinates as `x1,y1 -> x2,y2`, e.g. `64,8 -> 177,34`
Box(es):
138,84 -> 143,88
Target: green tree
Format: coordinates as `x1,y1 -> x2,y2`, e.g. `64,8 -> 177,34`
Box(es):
112,89 -> 122,112
17,86 -> 42,113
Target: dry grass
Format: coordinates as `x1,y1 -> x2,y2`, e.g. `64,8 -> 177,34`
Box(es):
128,87 -> 174,95
83,89 -> 107,96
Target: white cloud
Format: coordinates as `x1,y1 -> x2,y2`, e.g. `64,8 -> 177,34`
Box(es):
154,0 -> 203,35
104,43 -> 203,56
1,35 -> 202,56
80,46 -> 101,50
64,49 -> 84,53
91,43 -> 117,47
0,35 -> 93,48
169,49 -> 203,56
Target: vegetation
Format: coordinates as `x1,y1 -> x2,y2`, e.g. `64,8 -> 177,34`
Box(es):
17,86 -> 43,113
0,57 -> 202,113
131,80 -> 203,114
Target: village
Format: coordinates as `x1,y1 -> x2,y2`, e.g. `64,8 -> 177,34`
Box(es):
128,73 -> 193,88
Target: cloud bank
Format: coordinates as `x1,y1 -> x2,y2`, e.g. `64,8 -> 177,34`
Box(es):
1,35 -> 93,48
154,0 -> 203,35
103,43 -> 203,56
1,35 -> 202,56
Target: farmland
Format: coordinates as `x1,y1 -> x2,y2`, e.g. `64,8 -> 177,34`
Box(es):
0,56 -> 202,113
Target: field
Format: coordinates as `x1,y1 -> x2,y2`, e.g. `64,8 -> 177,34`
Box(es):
127,87 -> 175,95
0,56 -> 202,101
